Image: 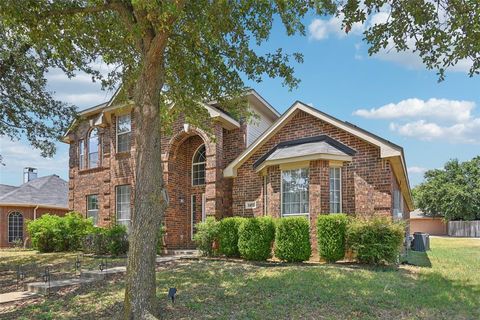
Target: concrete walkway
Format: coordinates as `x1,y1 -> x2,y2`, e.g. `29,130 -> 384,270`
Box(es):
0,291 -> 37,304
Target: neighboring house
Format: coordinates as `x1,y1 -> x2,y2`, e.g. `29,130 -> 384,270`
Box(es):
63,89 -> 413,251
0,170 -> 69,247
410,209 -> 447,236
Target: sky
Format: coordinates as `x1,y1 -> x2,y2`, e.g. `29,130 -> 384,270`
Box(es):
1,12 -> 479,188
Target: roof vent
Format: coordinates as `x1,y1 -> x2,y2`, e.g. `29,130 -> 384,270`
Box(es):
23,167 -> 38,183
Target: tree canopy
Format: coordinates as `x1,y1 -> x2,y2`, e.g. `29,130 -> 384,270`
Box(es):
413,157 -> 480,221
1,0 -> 480,319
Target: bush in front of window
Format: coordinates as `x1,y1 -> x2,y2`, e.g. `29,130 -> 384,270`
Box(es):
274,217 -> 311,262
83,224 -> 129,256
238,217 -> 276,261
346,217 -> 405,265
194,217 -> 220,256
317,214 -> 349,263
218,217 -> 246,257
27,212 -> 94,253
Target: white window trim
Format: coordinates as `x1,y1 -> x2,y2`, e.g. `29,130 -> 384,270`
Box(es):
329,167 -> 342,214
86,194 -> 99,226
87,128 -> 100,168
8,211 -> 23,243
191,144 -> 206,186
116,114 -> 131,153
116,185 -> 131,227
79,139 -> 85,170
280,168 -> 310,217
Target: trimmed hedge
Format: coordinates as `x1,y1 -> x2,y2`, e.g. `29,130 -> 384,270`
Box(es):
347,217 -> 405,265
218,217 -> 246,257
274,217 -> 311,262
317,214 -> 349,263
238,217 -> 276,261
27,212 -> 94,252
193,217 -> 219,256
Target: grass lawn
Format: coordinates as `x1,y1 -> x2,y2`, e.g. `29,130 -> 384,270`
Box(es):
1,237 -> 479,319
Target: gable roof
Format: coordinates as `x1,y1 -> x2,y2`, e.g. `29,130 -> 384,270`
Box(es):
224,101 -> 413,211
0,175 -> 68,209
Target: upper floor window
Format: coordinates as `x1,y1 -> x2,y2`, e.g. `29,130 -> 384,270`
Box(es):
8,211 -> 23,243
88,128 -> 100,168
329,167 -> 342,213
192,144 -> 206,186
79,139 -> 85,169
117,114 -> 131,153
282,168 -> 309,216
87,194 -> 99,226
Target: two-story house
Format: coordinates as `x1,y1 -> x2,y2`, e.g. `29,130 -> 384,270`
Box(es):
63,89 -> 413,250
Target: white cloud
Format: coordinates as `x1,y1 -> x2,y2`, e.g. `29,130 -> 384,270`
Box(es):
308,14 -> 363,40
355,98 -> 480,144
56,92 -> 111,106
0,136 -> 69,185
408,166 -> 428,174
354,98 -> 475,123
389,119 -> 480,144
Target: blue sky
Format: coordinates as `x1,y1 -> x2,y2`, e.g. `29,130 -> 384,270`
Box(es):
1,13 -> 479,188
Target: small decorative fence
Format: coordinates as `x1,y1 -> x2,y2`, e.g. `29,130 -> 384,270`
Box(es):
448,221 -> 480,237
0,254 -> 127,295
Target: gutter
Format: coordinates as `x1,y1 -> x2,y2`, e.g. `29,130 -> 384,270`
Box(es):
33,205 -> 39,220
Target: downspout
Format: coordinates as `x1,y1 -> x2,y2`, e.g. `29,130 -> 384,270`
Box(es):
33,205 -> 39,220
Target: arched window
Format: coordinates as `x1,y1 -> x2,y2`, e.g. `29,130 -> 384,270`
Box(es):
88,128 -> 100,168
8,212 -> 23,243
192,144 -> 206,186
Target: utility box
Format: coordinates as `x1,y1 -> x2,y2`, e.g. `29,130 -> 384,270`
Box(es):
412,232 -> 430,252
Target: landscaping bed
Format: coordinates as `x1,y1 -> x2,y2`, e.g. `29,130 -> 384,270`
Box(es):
1,237 -> 479,319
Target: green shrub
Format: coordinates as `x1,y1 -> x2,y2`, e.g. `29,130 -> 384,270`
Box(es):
238,217 -> 276,261
194,217 -> 220,256
317,214 -> 349,263
82,225 -> 129,256
218,217 -> 246,257
347,217 -> 405,265
274,217 -> 311,262
105,224 -> 129,256
27,212 -> 94,252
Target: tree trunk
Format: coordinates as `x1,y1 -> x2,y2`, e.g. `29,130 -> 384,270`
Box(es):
124,39 -> 167,320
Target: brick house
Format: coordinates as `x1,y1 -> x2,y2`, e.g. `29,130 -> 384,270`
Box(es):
63,89 -> 413,250
0,171 -> 69,248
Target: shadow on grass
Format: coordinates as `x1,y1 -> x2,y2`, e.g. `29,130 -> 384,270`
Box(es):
3,257 -> 479,319
402,249 -> 432,268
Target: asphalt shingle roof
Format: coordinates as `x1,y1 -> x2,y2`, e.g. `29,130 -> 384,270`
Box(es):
0,175 -> 68,208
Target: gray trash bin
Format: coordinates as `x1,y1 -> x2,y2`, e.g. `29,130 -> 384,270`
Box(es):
413,232 -> 430,252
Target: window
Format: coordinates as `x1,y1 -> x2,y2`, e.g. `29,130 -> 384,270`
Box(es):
116,114 -> 131,153
263,175 -> 268,215
116,185 -> 131,230
87,195 -> 99,226
281,168 -> 309,216
8,212 -> 23,243
88,128 -> 100,168
329,167 -> 342,213
79,139 -> 85,169
393,189 -> 403,220
192,144 -> 206,186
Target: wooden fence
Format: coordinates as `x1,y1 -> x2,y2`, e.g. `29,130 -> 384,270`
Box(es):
448,221 -> 480,237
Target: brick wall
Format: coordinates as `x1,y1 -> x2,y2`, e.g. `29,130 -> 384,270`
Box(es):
0,206 -> 68,248
231,109 -> 395,253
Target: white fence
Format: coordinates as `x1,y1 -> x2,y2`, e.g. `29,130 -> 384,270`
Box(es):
448,221 -> 480,237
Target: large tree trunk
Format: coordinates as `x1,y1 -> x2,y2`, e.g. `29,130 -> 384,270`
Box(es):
124,38 -> 168,320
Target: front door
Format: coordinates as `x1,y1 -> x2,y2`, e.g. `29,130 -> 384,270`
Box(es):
191,193 -> 206,240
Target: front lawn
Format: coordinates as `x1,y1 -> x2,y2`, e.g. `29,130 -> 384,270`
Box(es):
1,237 -> 479,319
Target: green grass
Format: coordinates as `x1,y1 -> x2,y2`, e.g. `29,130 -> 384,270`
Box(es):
2,237 -> 479,319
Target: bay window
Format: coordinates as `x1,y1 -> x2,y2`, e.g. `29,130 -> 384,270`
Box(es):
329,167 -> 342,213
281,168 -> 309,216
